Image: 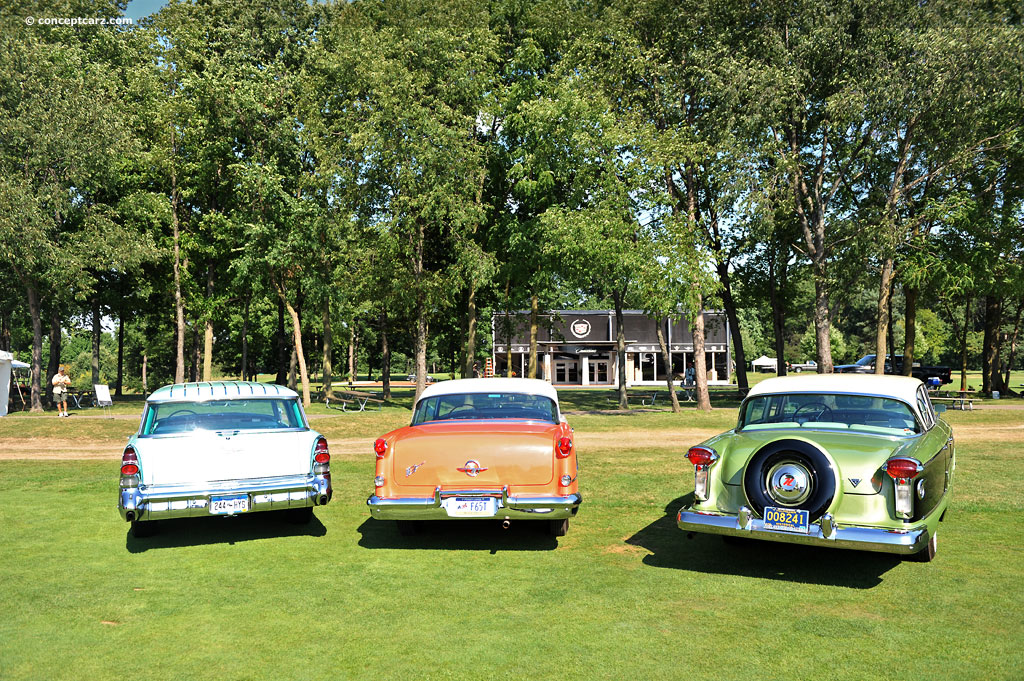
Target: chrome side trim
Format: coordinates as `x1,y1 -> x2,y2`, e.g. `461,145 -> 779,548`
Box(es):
678,508 -> 928,555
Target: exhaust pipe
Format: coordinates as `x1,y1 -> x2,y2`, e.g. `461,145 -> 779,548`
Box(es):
320,495 -> 329,506
126,511 -> 135,522
502,520 -> 510,529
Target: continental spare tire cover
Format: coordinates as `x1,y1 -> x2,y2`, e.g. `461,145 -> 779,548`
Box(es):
743,439 -> 837,521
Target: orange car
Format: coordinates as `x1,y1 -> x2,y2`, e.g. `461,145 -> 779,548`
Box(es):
366,378 -> 582,536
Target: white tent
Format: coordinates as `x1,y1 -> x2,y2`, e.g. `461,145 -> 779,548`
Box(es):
0,351 -> 11,417
750,355 -> 778,372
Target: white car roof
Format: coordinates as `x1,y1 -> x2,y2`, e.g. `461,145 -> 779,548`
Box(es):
747,374 -> 924,404
147,381 -> 299,403
417,377 -> 560,405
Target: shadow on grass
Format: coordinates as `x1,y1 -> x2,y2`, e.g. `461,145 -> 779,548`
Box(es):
626,495 -> 900,589
356,518 -> 559,552
125,512 -> 327,553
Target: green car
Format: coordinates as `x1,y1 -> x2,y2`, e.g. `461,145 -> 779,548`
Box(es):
677,375 -> 953,561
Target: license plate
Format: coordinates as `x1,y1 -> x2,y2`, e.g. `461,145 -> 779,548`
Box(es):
443,497 -> 497,517
210,495 -> 249,515
762,506 -> 809,533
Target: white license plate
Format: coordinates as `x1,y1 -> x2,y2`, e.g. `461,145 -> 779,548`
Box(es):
443,497 -> 498,517
762,506 -> 809,533
210,495 -> 249,515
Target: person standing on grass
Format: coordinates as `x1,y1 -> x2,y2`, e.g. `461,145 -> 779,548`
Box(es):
51,366 -> 71,417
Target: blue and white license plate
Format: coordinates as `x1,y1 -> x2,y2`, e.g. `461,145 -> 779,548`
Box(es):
210,495 -> 249,515
762,506 -> 809,533
443,497 -> 498,518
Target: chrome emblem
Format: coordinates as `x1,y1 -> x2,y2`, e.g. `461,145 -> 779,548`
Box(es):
767,462 -> 812,505
849,478 -> 861,488
780,474 -> 797,491
406,461 -> 425,477
456,460 -> 488,477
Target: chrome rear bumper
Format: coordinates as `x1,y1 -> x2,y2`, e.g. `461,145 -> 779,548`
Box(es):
677,507 -> 929,555
119,473 -> 332,522
367,486 -> 582,521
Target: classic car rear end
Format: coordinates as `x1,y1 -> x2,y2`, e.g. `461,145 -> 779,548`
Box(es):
677,375 -> 953,561
119,382 -> 332,537
366,378 -> 581,535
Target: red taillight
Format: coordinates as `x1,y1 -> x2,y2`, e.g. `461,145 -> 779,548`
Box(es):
686,446 -> 718,467
314,437 -> 330,464
374,438 -> 388,457
557,437 -> 572,458
884,457 -> 922,480
121,446 -> 138,476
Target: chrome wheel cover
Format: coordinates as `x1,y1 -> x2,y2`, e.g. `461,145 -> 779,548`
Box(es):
766,461 -> 813,506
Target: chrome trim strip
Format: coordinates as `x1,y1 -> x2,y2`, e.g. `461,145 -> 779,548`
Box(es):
678,509 -> 928,555
367,488 -> 582,520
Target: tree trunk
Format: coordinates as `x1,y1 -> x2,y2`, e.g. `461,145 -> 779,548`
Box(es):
656,319 -> 681,413
27,285 -> 43,412
874,257 -> 894,375
348,326 -> 355,385
202,266 -> 214,382
142,352 -> 148,397
92,296 -> 101,385
691,296 -> 711,411
380,309 -> 391,400
171,133 -> 186,384
240,294 -> 250,381
276,299 -> 288,384
812,265 -> 834,373
414,312 -> 428,401
715,263 -> 748,391
189,319 -> 200,383
528,293 -> 539,379
1002,299 -> 1022,395
276,281 -> 311,407
902,286 -> 918,376
463,281 -> 477,378
47,309 -> 60,405
982,295 -> 1001,393
612,290 -> 628,410
322,298 -> 333,398
504,278 -> 513,377
960,299 -> 971,392
116,310 -> 124,396
289,346 -> 297,390
768,252 -> 788,377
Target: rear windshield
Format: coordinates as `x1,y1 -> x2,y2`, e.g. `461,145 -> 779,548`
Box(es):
140,398 -> 306,435
739,393 -> 919,435
412,392 -> 558,425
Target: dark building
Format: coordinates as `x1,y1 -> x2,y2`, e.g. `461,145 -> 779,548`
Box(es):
491,310 -> 731,387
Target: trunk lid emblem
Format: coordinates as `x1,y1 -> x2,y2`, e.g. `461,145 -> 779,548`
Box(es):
849,478 -> 861,488
405,461 -> 425,477
456,460 -> 488,477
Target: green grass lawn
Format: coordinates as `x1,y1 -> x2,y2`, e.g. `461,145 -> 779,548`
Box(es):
1,394 -> 1022,680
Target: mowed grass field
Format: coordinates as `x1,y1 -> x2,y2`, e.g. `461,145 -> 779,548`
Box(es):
1,389 -> 1022,680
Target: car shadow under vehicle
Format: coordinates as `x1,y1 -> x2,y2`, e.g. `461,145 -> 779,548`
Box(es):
125,512 -> 327,553
356,518 -> 560,552
626,495 -> 901,589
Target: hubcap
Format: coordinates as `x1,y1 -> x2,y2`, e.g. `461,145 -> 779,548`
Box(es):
766,461 -> 813,505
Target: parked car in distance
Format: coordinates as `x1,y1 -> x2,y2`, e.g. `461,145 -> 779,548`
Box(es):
789,360 -> 817,373
835,354 -> 952,385
367,378 -> 581,536
118,382 -> 332,537
406,373 -> 435,384
677,375 -> 954,561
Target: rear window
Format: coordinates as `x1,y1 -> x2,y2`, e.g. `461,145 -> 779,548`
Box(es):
740,393 -> 919,435
412,392 -> 558,425
140,399 -> 306,435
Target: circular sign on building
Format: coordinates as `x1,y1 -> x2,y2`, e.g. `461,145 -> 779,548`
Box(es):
570,319 -> 592,339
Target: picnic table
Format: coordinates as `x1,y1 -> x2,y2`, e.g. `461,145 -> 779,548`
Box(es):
325,389 -> 384,412
932,390 -> 981,411
67,388 -> 94,409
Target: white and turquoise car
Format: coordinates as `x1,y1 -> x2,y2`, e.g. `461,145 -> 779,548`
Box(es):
118,382 -> 332,537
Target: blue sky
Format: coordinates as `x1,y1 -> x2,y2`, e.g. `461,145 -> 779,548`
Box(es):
124,0 -> 167,21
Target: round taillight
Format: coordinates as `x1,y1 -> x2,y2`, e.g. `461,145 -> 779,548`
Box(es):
686,446 -> 717,467
884,457 -> 922,480
374,438 -> 388,457
121,463 -> 139,476
314,438 -> 330,464
557,437 -> 572,458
